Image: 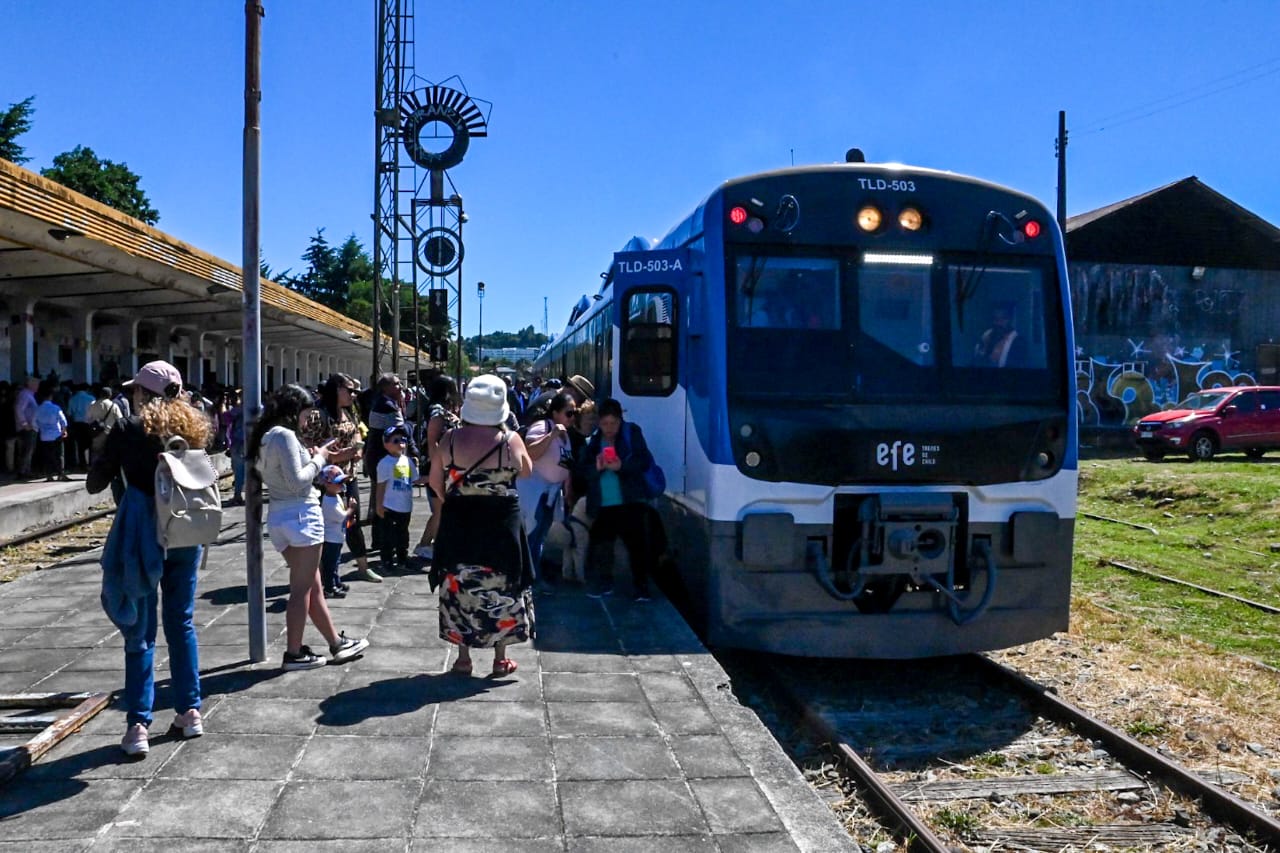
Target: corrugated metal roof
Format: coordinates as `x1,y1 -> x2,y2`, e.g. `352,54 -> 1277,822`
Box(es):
1065,177 -> 1280,270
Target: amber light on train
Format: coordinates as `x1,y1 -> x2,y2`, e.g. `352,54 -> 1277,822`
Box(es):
898,206 -> 924,232
856,205 -> 882,232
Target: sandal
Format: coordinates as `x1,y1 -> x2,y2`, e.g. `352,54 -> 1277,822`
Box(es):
491,659 -> 518,677
450,658 -> 473,676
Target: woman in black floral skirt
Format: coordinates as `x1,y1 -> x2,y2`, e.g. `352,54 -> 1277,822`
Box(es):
428,374 -> 534,677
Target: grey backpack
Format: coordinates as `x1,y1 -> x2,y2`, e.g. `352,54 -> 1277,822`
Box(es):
154,436 -> 222,551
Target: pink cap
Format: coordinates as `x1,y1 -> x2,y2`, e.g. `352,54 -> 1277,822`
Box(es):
123,360 -> 183,398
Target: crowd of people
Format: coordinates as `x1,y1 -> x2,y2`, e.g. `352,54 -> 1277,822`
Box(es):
63,359 -> 667,757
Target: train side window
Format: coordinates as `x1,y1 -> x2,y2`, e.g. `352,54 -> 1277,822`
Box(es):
620,288 -> 677,396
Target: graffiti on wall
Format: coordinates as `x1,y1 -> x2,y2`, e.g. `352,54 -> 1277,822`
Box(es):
1072,265 -> 1253,426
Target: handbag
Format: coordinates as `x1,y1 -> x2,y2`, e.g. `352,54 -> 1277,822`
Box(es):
623,422 -> 666,500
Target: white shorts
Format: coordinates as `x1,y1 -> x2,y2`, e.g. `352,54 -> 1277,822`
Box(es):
267,505 -> 325,552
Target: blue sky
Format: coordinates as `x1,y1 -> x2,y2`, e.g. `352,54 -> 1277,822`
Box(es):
3,1 -> 1279,339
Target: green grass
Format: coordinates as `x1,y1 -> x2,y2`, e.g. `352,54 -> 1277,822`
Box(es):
1074,456 -> 1280,668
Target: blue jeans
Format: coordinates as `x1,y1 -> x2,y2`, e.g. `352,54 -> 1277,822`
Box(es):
321,540 -> 343,590
121,545 -> 202,728
231,448 -> 246,498
528,493 -> 557,570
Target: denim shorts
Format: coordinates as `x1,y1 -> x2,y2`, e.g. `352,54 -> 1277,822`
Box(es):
267,505 -> 325,552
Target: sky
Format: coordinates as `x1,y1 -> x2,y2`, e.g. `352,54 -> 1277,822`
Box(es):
3,1 -> 1279,340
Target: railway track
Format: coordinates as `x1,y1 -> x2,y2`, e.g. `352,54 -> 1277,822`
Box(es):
743,654 -> 1280,851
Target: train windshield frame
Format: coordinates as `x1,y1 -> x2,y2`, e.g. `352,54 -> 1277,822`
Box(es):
726,248 -> 1066,403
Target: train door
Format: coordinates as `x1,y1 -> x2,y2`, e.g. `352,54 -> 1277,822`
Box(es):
611,248 -> 690,498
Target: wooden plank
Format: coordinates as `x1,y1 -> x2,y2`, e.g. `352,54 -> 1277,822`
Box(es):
0,693 -> 95,709
892,770 -> 1143,802
977,823 -> 1191,848
0,715 -> 60,734
0,692 -> 109,787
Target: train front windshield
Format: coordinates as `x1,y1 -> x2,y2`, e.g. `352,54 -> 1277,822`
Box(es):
728,252 -> 1064,402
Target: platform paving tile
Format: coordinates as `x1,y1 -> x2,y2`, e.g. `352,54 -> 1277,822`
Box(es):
410,839 -> 566,853
559,779 -> 708,837
91,840 -> 251,853
653,700 -> 721,736
293,734 -> 431,780
548,701 -> 661,737
0,778 -> 140,838
543,672 -> 645,702
637,670 -> 701,703
715,833 -> 804,852
25,669 -> 118,695
670,734 -> 750,778
312,696 -> 438,737
106,779 -> 279,838
413,779 -> 560,838
552,735 -> 681,780
690,777 -> 786,834
13,593 -> 98,613
434,698 -> 547,736
538,651 -> 634,673
0,608 -> 68,629
0,842 -> 94,853
15,626 -> 118,649
157,733 -> 307,780
0,646 -> 77,673
449,670 -> 544,702
426,734 -> 552,780
22,733 -> 182,781
0,671 -> 41,691
200,696 -> 320,736
364,621 -> 435,647
259,779 -> 418,839
0,628 -> 29,649
230,665 -> 346,699
260,842 -> 406,853
567,837 -> 717,853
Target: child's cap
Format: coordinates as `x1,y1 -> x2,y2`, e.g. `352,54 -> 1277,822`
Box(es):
321,464 -> 347,485
384,425 -> 410,442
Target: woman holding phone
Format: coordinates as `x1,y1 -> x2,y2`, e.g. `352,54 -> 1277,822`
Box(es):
578,398 -> 656,601
248,385 -> 371,671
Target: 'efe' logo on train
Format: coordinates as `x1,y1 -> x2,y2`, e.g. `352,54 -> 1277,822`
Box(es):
876,440 -> 916,471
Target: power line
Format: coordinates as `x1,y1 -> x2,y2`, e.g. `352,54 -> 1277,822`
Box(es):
1075,56 -> 1280,136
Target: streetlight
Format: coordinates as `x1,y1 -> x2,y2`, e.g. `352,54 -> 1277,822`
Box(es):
477,281 -> 485,367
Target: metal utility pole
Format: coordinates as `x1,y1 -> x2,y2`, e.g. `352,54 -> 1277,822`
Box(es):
1055,110 -> 1068,228
477,281 -> 485,367
242,0 -> 267,662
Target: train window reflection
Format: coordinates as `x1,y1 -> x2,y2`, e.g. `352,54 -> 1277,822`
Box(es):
620,288 -> 677,396
856,265 -> 935,367
735,257 -> 839,329
950,266 -> 1048,370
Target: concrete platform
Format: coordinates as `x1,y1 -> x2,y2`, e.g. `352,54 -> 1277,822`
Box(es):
0,473 -> 111,542
0,498 -> 858,851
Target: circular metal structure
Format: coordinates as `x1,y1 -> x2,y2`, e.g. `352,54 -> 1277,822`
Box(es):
415,227 -> 463,276
403,104 -> 471,170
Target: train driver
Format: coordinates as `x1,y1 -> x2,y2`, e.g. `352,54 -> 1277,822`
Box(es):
974,302 -> 1026,368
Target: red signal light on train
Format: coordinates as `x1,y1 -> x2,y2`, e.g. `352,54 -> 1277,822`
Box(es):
729,206 -> 748,225
1023,220 -> 1042,239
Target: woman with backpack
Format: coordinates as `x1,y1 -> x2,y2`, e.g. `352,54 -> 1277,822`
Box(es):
86,361 -> 212,758
248,384 -> 370,672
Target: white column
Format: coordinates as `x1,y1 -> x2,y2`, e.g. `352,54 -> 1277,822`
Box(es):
8,298 -> 36,381
71,309 -> 96,383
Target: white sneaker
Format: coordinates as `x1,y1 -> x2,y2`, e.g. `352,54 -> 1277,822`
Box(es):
330,632 -> 370,663
282,646 -> 327,671
414,544 -> 434,560
121,723 -> 150,757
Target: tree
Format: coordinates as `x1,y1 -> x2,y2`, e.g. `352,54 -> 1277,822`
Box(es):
0,96 -> 35,164
41,145 -> 159,224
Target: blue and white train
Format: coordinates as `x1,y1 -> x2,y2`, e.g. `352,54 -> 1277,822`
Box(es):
534,155 -> 1076,658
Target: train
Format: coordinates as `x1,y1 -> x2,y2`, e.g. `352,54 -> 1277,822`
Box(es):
533,153 -> 1076,658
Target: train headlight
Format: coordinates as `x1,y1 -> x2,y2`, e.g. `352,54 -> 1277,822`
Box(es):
1036,451 -> 1053,468
856,205 -> 882,232
739,424 -> 754,438
898,207 -> 924,232
745,451 -> 762,468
